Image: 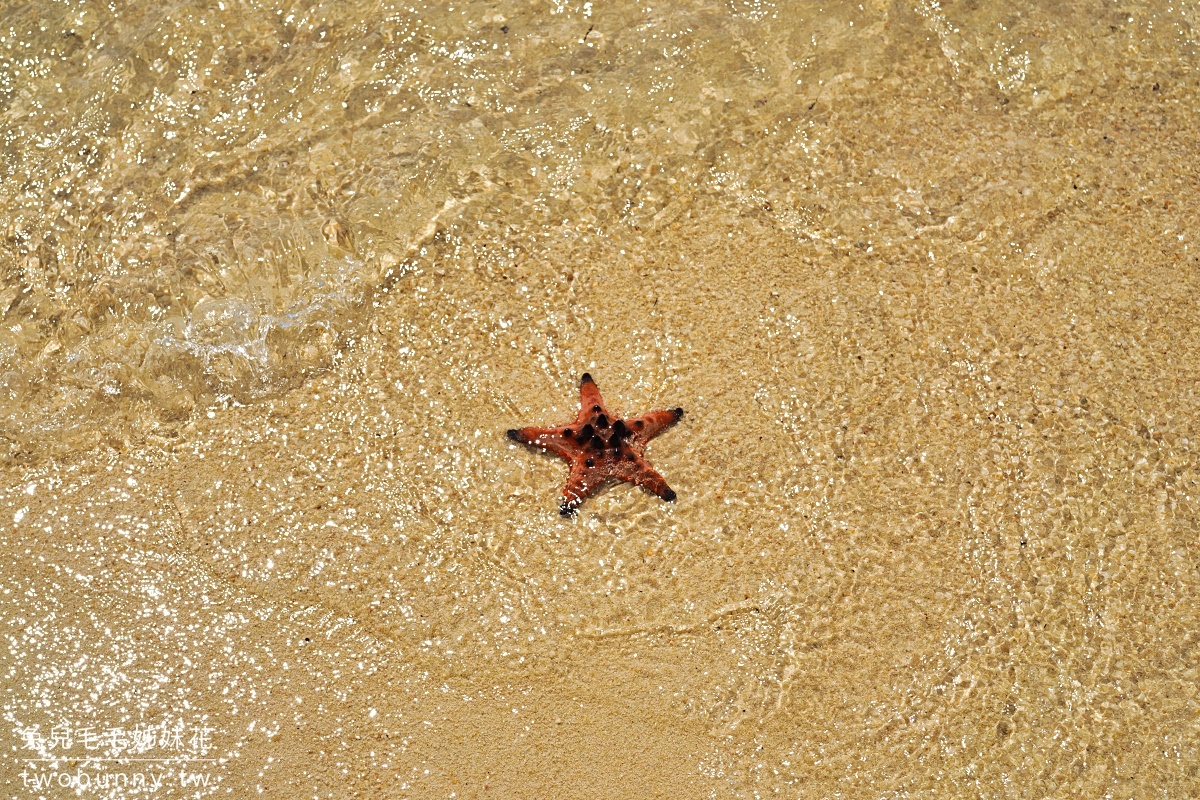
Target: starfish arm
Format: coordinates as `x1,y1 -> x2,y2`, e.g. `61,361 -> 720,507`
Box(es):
621,459 -> 678,503
507,426 -> 577,459
578,373 -> 608,418
560,460 -> 607,515
625,407 -> 684,444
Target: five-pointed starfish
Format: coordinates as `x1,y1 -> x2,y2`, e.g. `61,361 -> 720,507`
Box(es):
507,373 -> 684,515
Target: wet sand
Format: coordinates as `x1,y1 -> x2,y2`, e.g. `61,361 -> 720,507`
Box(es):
3,1 -> 1200,797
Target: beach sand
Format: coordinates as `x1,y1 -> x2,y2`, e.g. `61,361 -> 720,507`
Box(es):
3,1 -> 1199,796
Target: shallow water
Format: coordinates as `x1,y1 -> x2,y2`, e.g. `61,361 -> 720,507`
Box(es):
3,0 -> 1200,797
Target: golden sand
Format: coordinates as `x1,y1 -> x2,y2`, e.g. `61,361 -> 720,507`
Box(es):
2,1 -> 1198,796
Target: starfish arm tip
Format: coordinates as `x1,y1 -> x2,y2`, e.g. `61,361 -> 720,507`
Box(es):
559,503 -> 577,516
663,488 -> 677,502
674,407 -> 684,420
506,429 -> 523,442
580,373 -> 594,385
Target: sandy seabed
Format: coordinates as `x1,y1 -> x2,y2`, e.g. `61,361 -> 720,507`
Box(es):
2,0 -> 1199,797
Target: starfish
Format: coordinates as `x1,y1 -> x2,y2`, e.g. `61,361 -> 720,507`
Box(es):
507,373 -> 685,515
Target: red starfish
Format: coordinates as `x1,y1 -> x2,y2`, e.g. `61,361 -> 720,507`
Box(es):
508,373 -> 685,515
